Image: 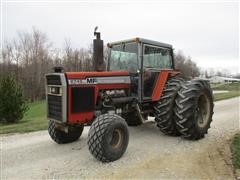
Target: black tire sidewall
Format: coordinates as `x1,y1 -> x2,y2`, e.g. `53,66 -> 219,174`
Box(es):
48,120 -> 83,144
193,88 -> 213,134
68,125 -> 84,141
174,79 -> 214,140
102,120 -> 129,161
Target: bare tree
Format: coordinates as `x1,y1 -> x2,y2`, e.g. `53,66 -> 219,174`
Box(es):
62,40 -> 93,72
2,28 -> 53,101
174,51 -> 200,79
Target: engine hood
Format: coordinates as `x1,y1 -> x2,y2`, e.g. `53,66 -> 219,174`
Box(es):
66,71 -> 129,79
65,71 -> 130,85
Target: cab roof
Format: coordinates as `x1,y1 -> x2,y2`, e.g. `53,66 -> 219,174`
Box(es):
107,37 -> 172,49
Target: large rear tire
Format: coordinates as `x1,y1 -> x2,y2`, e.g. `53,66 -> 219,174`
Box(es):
153,77 -> 184,136
174,80 -> 214,140
48,120 -> 84,144
88,114 -> 129,162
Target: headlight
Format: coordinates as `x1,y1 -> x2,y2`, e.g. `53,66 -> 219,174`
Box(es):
48,86 -> 61,95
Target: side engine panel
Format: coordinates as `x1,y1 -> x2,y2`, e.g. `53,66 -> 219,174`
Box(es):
66,73 -> 131,125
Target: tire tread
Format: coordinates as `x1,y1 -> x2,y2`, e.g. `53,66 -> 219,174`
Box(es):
174,79 -> 214,140
48,120 -> 83,144
154,77 -> 184,136
88,114 -> 128,162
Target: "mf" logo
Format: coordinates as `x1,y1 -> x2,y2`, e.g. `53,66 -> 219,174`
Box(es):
86,78 -> 97,84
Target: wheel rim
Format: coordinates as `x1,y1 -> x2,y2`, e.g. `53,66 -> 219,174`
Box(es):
196,93 -> 210,128
110,128 -> 123,149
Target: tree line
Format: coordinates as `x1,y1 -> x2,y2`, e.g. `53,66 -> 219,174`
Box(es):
0,28 -> 200,102
1,28 -> 93,102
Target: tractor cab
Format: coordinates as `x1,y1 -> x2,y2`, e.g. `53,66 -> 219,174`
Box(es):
107,38 -> 175,101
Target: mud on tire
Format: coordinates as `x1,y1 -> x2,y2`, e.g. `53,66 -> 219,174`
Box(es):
48,120 -> 84,144
87,114 -> 129,162
174,79 -> 214,140
154,77 -> 184,136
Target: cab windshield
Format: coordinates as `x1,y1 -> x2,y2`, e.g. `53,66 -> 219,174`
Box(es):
109,42 -> 138,73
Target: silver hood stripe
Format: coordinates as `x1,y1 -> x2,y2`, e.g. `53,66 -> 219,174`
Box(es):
68,76 -> 130,85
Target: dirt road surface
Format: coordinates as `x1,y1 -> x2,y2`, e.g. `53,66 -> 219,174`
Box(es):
1,97 -> 239,179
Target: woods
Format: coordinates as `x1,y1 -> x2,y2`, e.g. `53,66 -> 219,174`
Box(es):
0,28 -> 93,102
0,28 -> 200,102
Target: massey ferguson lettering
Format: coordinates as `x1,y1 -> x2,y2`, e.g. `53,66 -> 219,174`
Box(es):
68,79 -> 82,85
87,78 -> 97,84
68,76 -> 130,85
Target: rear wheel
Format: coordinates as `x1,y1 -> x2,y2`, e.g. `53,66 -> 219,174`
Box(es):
153,77 -> 184,136
48,120 -> 84,144
87,114 -> 129,162
174,80 -> 214,140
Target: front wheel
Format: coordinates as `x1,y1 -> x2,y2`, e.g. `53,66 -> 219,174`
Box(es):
48,120 -> 84,144
87,114 -> 129,162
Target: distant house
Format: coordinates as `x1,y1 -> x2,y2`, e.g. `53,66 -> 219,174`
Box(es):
209,76 -> 240,83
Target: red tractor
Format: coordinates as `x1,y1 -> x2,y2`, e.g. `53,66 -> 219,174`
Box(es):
46,31 -> 214,162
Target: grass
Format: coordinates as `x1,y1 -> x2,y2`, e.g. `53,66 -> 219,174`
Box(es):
0,101 -> 47,134
214,91 -> 240,101
231,134 -> 240,170
212,82 -> 240,101
211,82 -> 240,91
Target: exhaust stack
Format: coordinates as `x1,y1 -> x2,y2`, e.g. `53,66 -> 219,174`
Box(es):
93,27 -> 105,71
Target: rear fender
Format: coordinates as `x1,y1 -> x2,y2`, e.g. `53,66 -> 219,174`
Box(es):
151,71 -> 180,101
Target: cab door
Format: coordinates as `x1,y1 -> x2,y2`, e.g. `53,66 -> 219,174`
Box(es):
141,44 -> 174,101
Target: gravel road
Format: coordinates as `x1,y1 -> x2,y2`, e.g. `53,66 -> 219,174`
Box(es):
1,97 -> 239,179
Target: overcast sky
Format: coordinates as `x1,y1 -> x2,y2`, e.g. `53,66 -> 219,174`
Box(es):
2,1 -> 239,74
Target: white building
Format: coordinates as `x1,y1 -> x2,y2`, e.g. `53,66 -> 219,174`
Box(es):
210,76 -> 240,83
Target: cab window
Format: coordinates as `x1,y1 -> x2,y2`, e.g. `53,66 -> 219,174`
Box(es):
109,43 -> 138,73
143,45 -> 173,69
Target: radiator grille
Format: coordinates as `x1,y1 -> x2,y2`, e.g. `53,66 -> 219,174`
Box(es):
46,75 -> 61,85
48,95 -> 62,121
